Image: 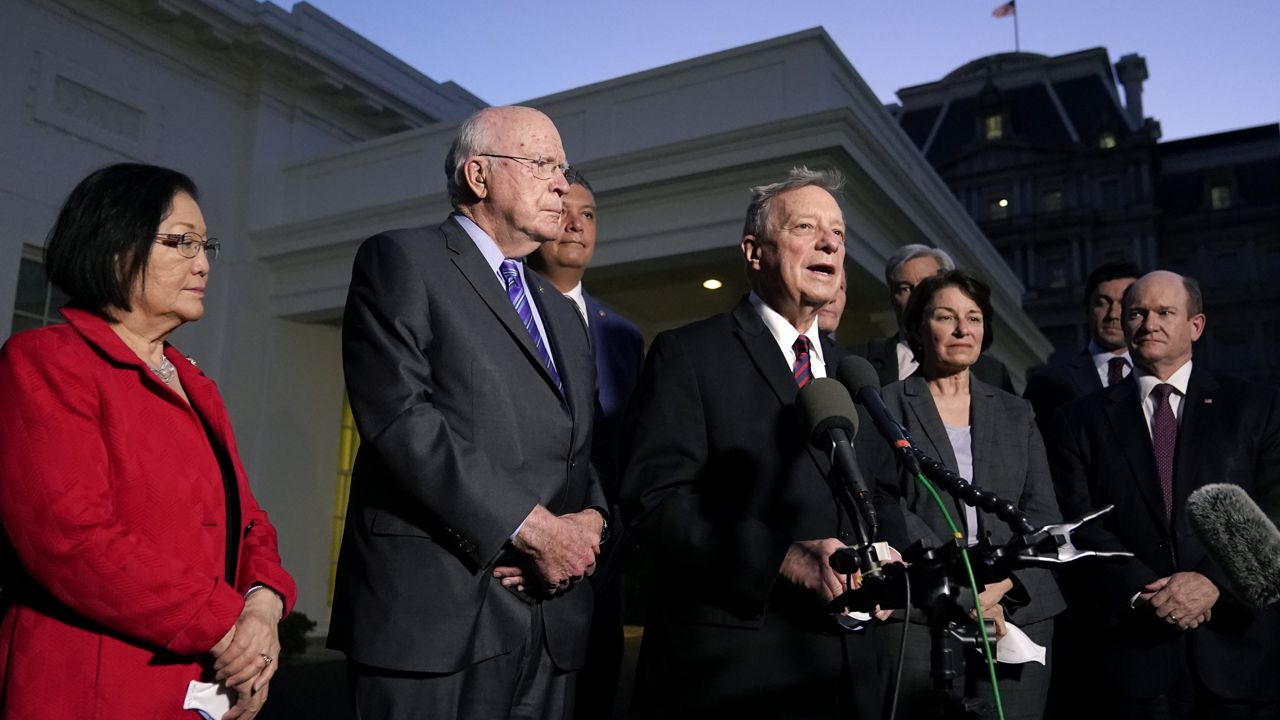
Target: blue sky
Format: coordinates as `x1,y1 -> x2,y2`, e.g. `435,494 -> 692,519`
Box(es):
300,0 -> 1277,141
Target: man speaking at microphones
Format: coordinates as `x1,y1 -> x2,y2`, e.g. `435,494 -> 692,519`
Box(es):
621,167 -> 906,719
1046,271 -> 1280,718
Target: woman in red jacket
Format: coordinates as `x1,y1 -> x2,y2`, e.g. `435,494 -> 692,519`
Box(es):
0,164 -> 297,719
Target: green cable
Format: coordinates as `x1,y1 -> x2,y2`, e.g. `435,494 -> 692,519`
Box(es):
913,471 -> 1006,720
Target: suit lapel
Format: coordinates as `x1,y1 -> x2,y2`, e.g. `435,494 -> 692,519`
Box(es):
730,298 -> 829,477
876,336 -> 899,386
1070,350 -> 1103,395
443,220 -> 561,399
1173,365 -> 1219,528
1103,378 -> 1168,530
969,378 -> 996,494
527,269 -> 579,410
902,376 -> 967,522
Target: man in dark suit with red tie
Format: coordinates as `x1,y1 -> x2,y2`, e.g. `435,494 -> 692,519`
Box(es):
1047,270 -> 1280,718
331,106 -> 607,719
622,167 -> 904,719
529,169 -> 645,720
1024,260 -> 1139,435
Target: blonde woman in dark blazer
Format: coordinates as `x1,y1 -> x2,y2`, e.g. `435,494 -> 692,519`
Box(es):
878,269 -> 1064,720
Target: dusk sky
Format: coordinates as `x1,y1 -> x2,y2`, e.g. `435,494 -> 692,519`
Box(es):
299,0 -> 1277,142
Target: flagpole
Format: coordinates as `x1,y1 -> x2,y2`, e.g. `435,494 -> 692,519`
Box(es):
1014,5 -> 1021,52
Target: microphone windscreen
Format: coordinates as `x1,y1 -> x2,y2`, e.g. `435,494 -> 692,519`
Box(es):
1187,483 -> 1280,609
836,355 -> 882,401
795,378 -> 859,447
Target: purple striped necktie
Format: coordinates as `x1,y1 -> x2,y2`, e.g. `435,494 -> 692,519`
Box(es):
499,260 -> 562,394
1150,383 -> 1177,519
793,335 -> 813,388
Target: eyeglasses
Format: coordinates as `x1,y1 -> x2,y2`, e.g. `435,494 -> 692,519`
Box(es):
154,232 -> 220,261
477,153 -> 570,181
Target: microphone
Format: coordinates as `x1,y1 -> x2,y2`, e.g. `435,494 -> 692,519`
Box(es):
1187,483 -> 1280,609
795,378 -> 876,542
834,356 -> 922,477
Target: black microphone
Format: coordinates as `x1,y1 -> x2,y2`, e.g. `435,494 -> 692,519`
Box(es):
1187,483 -> 1280,609
834,356 -> 922,477
795,378 -> 876,542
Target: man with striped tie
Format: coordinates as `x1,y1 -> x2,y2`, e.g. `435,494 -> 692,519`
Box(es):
622,167 -> 905,718
331,106 -> 607,719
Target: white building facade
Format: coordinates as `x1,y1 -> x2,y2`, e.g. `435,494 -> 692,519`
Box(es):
1,0 -> 1050,632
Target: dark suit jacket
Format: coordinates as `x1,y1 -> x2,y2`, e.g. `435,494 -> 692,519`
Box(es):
1023,348 -> 1103,436
856,335 -> 1015,393
329,217 -> 604,674
1046,366 -> 1280,700
621,296 -> 906,717
881,375 -> 1065,626
584,292 -> 645,508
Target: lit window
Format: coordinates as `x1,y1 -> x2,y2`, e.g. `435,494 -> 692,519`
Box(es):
989,197 -> 1010,220
985,114 -> 1004,140
10,245 -> 69,337
1098,132 -> 1117,149
1041,189 -> 1063,213
1210,183 -> 1233,210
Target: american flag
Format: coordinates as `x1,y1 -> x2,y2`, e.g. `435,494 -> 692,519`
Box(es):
992,1 -> 1016,18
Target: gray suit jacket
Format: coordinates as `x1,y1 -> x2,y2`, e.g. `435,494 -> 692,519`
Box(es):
328,217 -> 604,673
881,374 -> 1066,625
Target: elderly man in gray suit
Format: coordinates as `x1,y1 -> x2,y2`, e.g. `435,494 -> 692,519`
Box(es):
330,106 -> 607,719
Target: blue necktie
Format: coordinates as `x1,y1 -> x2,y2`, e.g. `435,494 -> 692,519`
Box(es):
499,260 -> 562,394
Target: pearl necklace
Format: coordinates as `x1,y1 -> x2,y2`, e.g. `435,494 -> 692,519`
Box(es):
149,355 -> 177,383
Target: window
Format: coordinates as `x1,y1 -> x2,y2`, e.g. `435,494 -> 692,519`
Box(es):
985,114 -> 1004,140
989,197 -> 1010,220
1215,251 -> 1240,286
1098,178 -> 1121,212
1040,189 -> 1063,213
1039,254 -> 1070,290
1210,183 -> 1233,210
1098,132 -> 1117,149
10,245 -> 69,337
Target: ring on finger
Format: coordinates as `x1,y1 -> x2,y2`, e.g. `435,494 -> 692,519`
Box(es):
260,652 -> 273,665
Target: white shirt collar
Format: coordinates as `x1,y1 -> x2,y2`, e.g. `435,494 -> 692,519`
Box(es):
1088,340 -> 1132,370
1133,359 -> 1193,404
452,213 -> 508,277
563,282 -> 588,324
748,293 -> 826,375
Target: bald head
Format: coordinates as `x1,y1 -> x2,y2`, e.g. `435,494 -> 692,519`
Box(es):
1122,270 -> 1206,380
444,106 -> 569,258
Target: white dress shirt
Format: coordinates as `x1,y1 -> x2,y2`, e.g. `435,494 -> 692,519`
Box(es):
1088,340 -> 1133,387
1133,360 -> 1193,438
895,334 -> 919,381
749,293 -> 827,379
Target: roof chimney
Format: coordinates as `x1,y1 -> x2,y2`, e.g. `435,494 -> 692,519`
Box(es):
1115,54 -> 1149,130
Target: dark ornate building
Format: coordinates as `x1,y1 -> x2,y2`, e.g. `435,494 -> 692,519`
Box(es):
891,48 -> 1280,383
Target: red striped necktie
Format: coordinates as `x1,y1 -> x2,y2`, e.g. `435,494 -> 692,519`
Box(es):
793,335 -> 813,388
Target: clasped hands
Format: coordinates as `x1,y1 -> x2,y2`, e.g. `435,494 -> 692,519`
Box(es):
493,504 -> 602,596
209,589 -> 284,720
779,538 -> 899,621
1138,570 -> 1219,630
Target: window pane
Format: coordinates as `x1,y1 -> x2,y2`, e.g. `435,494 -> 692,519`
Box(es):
14,258 -> 49,317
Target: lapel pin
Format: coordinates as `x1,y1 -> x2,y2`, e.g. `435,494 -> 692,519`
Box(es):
1204,398 -> 1213,404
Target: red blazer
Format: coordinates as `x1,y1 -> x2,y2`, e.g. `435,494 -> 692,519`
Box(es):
0,308 -> 296,719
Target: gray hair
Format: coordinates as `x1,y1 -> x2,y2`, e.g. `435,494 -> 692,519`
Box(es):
444,109 -> 500,209
742,166 -> 845,240
884,243 -> 956,285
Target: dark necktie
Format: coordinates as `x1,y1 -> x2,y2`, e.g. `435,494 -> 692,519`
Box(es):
499,260 -> 562,394
1150,383 -> 1178,518
792,335 -> 813,388
1107,356 -> 1129,387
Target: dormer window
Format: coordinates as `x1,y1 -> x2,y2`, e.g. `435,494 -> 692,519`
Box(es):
985,114 -> 1004,140
1210,182 -> 1233,210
